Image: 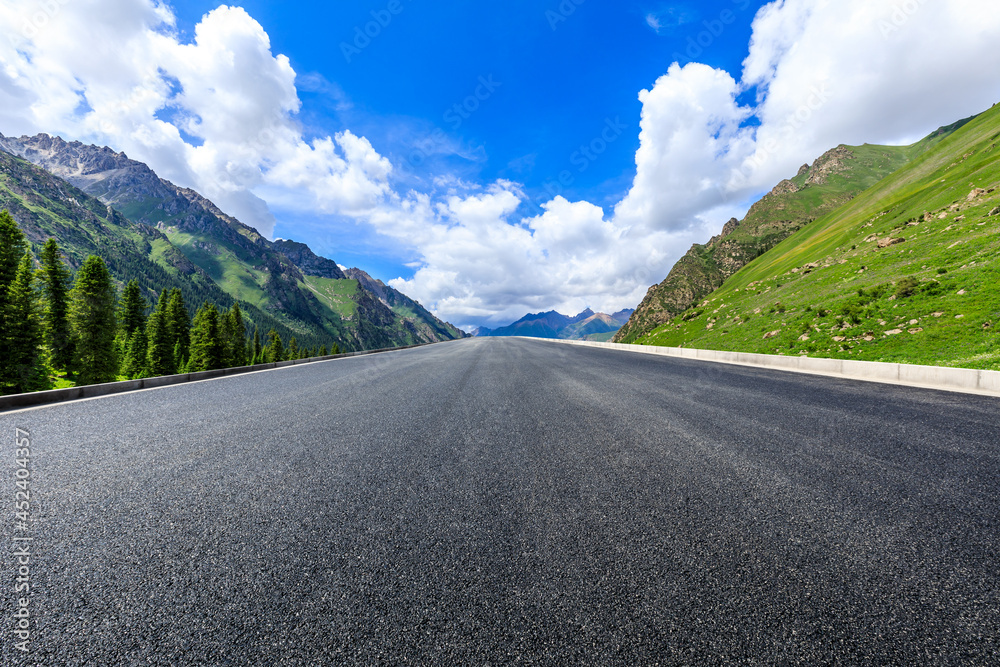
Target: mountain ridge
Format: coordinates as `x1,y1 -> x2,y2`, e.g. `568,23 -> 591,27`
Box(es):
0,131 -> 463,350
0,148 -> 316,347
634,106 -> 1000,370
613,121 -> 977,343
483,308 -> 633,340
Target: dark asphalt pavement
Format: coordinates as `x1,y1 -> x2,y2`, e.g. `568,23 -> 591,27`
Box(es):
2,337 -> 999,664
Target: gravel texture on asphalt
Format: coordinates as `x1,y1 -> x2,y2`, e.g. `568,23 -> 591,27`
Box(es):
1,337 -> 998,665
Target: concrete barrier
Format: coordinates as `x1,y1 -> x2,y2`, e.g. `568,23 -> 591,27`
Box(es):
528,338 -> 1000,398
0,341 -> 439,413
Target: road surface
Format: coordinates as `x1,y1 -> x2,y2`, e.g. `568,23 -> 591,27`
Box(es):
2,337 -> 998,664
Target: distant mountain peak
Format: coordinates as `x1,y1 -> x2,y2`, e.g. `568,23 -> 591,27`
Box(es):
485,307 -> 628,340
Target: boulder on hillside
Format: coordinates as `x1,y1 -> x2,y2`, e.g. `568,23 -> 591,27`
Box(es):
877,237 -> 906,249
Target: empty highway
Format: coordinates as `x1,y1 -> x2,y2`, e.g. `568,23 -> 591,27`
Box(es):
2,337 -> 998,664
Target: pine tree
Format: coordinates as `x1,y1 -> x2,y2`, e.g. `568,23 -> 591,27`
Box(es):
286,336 -> 299,361
68,255 -> 117,386
122,328 -> 148,379
251,326 -> 262,365
319,344 -> 328,357
0,210 -> 26,292
264,329 -> 283,363
2,252 -> 50,394
112,331 -> 127,375
189,302 -> 224,371
223,302 -> 247,367
146,290 -> 174,377
0,211 -> 28,389
38,239 -> 74,371
117,279 -> 147,338
173,340 -> 185,373
166,289 -> 190,370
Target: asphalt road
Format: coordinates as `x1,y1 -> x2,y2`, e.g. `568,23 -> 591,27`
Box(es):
2,337 -> 999,665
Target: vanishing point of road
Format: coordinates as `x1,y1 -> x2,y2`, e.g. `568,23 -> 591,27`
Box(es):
2,337 -> 998,664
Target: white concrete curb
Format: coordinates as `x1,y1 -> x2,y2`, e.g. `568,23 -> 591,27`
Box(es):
525,338 -> 1000,398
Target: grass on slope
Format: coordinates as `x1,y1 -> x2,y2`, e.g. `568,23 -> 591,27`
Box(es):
613,138 -> 949,344
637,106 -> 1000,370
302,276 -> 360,319
165,231 -> 270,306
0,152 -> 337,352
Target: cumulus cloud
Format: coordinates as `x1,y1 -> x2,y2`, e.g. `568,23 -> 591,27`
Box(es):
381,188 -> 713,325
613,62 -> 754,233
0,0 -> 390,238
2,0 -> 1000,328
396,0 -> 1000,326
612,0 -> 1000,245
745,0 -> 1000,156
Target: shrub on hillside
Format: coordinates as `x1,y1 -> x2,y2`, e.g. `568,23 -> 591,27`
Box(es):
895,277 -> 920,299
920,280 -> 947,297
839,304 -> 863,325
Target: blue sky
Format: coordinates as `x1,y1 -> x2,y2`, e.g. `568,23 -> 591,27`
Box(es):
188,0 -> 760,198
3,0 -> 999,328
164,0 -> 767,280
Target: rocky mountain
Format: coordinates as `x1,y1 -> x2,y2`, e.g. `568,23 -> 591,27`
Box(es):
272,239 -> 346,280
343,267 -> 465,342
609,309 -> 635,325
484,308 -> 633,340
632,106 -> 1000,371
613,122 -> 977,343
0,147 -> 318,345
0,132 -> 462,350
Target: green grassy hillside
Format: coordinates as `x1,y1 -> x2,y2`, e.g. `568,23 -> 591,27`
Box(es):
0,133 -> 464,350
0,150 -> 332,349
636,106 -> 1000,370
614,122 -> 974,344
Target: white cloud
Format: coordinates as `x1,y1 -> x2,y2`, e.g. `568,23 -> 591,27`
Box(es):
2,0 -> 1000,328
395,0 -> 1000,325
644,7 -> 693,34
265,132 -> 393,216
381,190 -> 709,325
613,62 -> 755,233
0,0 -> 390,238
745,0 -> 1000,154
